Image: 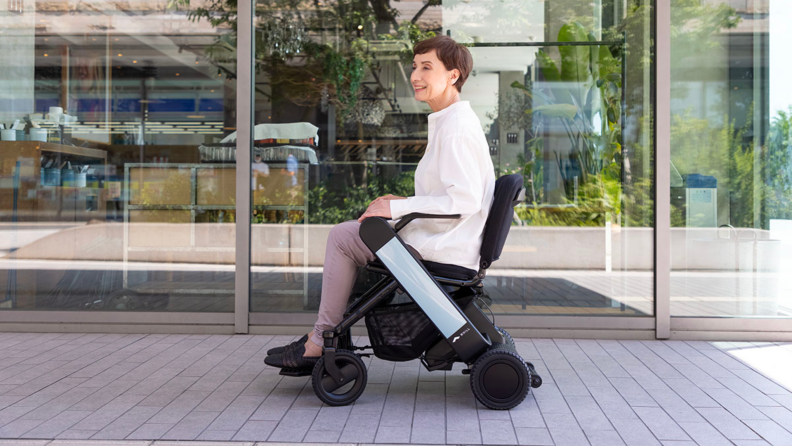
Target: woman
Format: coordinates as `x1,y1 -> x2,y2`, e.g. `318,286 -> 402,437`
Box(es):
265,36 -> 495,369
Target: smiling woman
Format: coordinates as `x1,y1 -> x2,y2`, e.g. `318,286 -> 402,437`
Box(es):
411,36 -> 474,112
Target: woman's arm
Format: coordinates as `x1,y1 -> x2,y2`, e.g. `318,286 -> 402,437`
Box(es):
389,135 -> 484,219
358,196 -> 406,222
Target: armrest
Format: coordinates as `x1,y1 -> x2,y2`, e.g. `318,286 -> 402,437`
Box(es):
394,213 -> 461,233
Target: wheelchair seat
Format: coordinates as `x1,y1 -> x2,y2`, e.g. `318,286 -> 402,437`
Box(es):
367,259 -> 477,281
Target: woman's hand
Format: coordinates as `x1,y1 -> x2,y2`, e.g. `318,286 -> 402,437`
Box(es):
369,194 -> 405,206
358,195 -> 407,223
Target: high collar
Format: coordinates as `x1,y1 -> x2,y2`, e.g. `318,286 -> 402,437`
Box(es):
428,100 -> 469,122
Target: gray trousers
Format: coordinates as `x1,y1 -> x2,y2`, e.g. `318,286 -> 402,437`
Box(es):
312,220 -> 420,346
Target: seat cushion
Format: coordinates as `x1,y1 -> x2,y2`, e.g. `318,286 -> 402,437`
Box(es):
368,259 -> 477,281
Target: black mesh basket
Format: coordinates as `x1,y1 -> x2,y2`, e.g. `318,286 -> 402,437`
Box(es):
364,289 -> 477,362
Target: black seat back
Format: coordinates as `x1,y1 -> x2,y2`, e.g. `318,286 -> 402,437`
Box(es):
479,174 -> 525,270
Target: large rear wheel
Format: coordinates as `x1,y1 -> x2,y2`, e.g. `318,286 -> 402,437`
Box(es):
470,349 -> 531,410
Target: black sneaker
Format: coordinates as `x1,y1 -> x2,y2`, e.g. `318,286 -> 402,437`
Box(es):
266,334 -> 309,356
264,344 -> 320,369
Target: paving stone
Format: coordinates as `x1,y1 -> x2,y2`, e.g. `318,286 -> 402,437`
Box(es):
54,429 -> 98,439
609,377 -> 658,407
160,411 -> 219,440
755,406 -> 792,433
155,442 -> 254,446
479,419 -> 518,445
514,427 -> 554,445
194,381 -> 248,412
696,407 -> 761,440
533,383 -> 571,415
662,378 -> 720,408
702,388 -> 769,420
70,394 -> 148,431
414,381 -> 445,412
232,420 -> 277,441
147,390 -> 211,424
195,429 -> 236,441
309,405 -> 352,432
717,378 -> 784,407
375,425 -> 412,443
127,423 -> 174,440
207,395 -> 265,431
0,416 -> 45,437
338,414 -> 380,443
49,441 -> 151,445
633,407 -> 689,441
410,409 -> 446,444
248,386 -> 301,422
509,395 -> 546,428
586,429 -> 626,446
544,413 -> 588,446
19,410 -> 92,439
303,430 -> 342,443
91,406 -> 161,440
609,416 -> 662,446
644,387 -> 705,423
446,429 -> 482,445
730,369 -> 790,396
588,385 -> 640,420
678,422 -> 733,446
551,369 -> 590,397
267,409 -> 319,442
565,395 -> 614,433
0,441 -> 48,446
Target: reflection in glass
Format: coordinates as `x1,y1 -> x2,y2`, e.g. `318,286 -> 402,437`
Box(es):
0,0 -> 237,311
250,0 -> 655,317
670,0 -> 792,317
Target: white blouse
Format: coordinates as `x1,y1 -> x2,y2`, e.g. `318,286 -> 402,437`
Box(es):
389,101 -> 496,271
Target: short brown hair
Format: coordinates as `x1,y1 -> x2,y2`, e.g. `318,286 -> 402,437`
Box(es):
413,36 -> 473,93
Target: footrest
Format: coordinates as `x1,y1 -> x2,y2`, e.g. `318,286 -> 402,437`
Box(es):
279,367 -> 313,377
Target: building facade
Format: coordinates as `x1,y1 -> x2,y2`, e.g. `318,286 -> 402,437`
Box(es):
0,0 -> 790,340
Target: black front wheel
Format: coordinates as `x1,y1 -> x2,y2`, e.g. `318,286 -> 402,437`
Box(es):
470,349 -> 531,410
312,350 -> 367,406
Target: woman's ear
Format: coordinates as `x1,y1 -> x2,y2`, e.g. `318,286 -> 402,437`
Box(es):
451,69 -> 461,85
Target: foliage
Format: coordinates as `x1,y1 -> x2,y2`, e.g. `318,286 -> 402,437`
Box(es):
179,0 -> 438,124
504,21 -> 623,227
669,105 -> 792,229
307,167 -> 415,224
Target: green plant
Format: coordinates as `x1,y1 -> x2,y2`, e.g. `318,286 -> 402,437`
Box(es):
506,21 -> 623,226
307,167 -> 415,224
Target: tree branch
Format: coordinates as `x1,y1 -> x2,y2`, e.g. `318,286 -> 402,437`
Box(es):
368,0 -> 399,31
412,0 -> 440,24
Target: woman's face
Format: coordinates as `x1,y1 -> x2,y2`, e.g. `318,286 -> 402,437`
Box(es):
411,50 -> 459,103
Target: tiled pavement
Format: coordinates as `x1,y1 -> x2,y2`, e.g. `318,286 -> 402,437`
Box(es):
1,333 -> 792,445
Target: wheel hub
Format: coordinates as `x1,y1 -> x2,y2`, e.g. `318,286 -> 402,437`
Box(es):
483,362 -> 519,400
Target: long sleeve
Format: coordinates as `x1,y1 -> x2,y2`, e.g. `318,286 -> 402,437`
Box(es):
390,134 -> 484,219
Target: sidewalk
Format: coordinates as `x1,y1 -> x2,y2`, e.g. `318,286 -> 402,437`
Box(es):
0,333 -> 791,445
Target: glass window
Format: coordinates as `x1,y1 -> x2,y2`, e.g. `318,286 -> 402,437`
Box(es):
670,0 -> 792,317
0,0 -> 237,311
249,0 -> 654,317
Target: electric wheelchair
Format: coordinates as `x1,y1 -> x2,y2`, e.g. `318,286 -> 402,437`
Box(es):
280,174 -> 542,410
